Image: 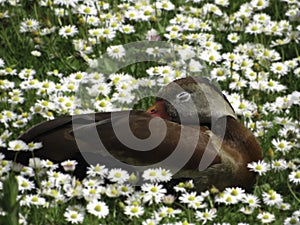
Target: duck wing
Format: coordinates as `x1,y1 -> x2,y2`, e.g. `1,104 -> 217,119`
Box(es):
2,111 -> 221,179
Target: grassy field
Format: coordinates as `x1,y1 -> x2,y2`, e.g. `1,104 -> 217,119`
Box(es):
0,0 -> 300,224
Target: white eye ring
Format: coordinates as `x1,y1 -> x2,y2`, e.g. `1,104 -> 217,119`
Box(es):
176,91 -> 191,102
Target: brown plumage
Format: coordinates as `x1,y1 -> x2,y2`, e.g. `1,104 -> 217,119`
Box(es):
1,77 -> 262,191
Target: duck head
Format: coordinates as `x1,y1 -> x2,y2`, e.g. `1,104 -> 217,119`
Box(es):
147,76 -> 237,125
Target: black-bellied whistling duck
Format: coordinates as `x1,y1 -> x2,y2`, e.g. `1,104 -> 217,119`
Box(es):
1,77 -> 262,191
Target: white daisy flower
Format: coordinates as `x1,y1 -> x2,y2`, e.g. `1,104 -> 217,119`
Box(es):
86,200 -> 109,219
289,170 -> 300,185
59,25 -> 78,38
227,33 -> 240,43
107,45 -> 126,59
87,164 -> 108,178
61,160 -> 78,172
141,183 -> 167,204
179,191 -> 207,209
64,209 -> 85,224
242,193 -> 261,208
21,194 -> 46,207
108,168 -> 129,184
20,18 -> 39,33
247,160 -> 270,175
17,176 -> 35,193
257,211 -> 275,224
8,140 -> 28,151
124,204 -> 144,218
195,208 -> 217,224
262,190 -> 283,206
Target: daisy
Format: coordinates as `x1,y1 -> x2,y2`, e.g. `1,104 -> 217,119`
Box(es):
215,192 -> 239,205
239,206 -> 255,215
105,184 -> 120,198
17,176 -> 35,193
27,142 -> 43,151
272,159 -> 288,172
277,202 -> 291,211
164,31 -> 182,41
195,208 -> 217,224
284,216 -> 300,225
285,59 -> 298,69
140,6 -> 155,21
141,183 -> 167,204
142,219 -> 159,225
189,59 -> 204,72
210,67 -> 230,81
245,22 -> 263,34
242,193 -> 260,208
64,209 -> 84,224
146,28 -> 160,41
94,98 -> 113,112
86,200 -> 109,219
253,13 -> 271,24
8,140 -> 28,151
86,15 -> 100,26
156,206 -> 182,219
61,160 -> 78,172
235,57 -> 254,70
47,170 -> 71,186
264,79 -> 287,93
227,33 -> 240,43
262,190 -> 283,206
223,187 -> 245,201
250,0 -> 269,10
82,177 -> 103,188
157,168 -> 172,182
214,0 -> 229,6
22,194 -> 46,207
121,24 -> 135,34
200,50 -> 222,65
124,204 -> 144,218
87,82 -> 111,96
270,62 -> 289,77
202,3 -> 223,16
247,160 -> 270,175
272,139 -> 293,154
54,8 -> 67,17
100,27 -> 116,41
229,79 -> 247,91
125,9 -> 140,21
77,4 -> 97,15
53,0 -> 79,8
119,184 -> 134,196
20,18 -> 39,33
107,168 -> 129,184
107,45 -> 126,59
87,164 -> 108,178
31,50 -> 41,57
59,25 -> 78,38
82,186 -> 102,201
142,168 -> 161,182
179,191 -> 207,209
41,159 -> 59,170
257,212 -> 275,224
289,170 -> 300,185
111,90 -> 135,104
18,68 -> 36,80
163,194 -> 176,205
156,0 -> 175,11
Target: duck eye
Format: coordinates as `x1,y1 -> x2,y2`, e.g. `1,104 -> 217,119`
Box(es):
176,91 -> 191,102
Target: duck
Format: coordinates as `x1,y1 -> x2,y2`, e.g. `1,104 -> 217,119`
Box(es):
1,76 -> 262,192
